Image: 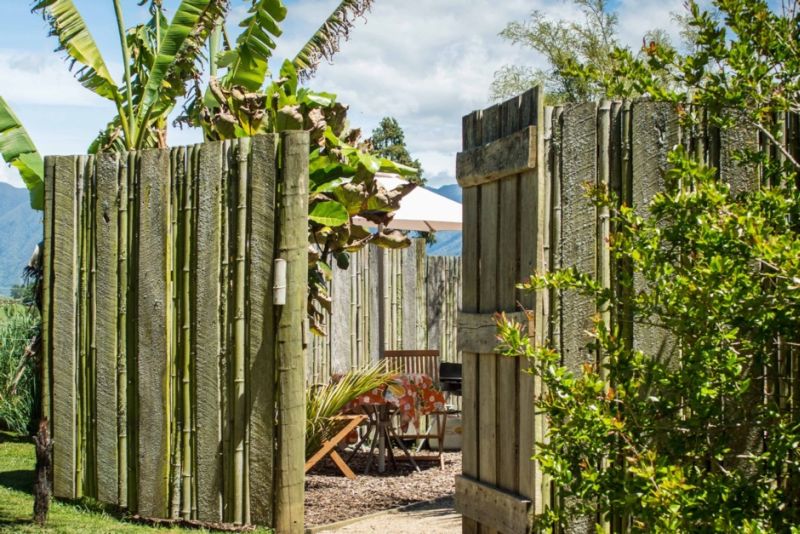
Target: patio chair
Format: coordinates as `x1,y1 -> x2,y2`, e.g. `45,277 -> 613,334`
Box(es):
383,349 -> 440,382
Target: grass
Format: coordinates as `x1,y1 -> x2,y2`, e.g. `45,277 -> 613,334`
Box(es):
0,432 -> 272,533
0,299 -> 37,434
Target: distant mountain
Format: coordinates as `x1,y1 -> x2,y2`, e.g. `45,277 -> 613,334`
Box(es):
0,184 -> 41,295
426,183 -> 462,257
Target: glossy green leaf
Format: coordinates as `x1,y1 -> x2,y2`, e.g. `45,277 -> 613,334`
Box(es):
309,200 -> 349,227
0,97 -> 44,210
137,0 -> 220,132
32,0 -> 121,102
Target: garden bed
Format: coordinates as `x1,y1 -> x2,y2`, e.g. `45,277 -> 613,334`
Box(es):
304,450 -> 461,527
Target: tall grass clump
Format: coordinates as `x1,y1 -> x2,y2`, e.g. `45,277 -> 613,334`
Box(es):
305,361 -> 395,459
0,298 -> 38,434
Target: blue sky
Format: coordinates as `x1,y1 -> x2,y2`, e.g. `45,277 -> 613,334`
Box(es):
0,0 -> 687,189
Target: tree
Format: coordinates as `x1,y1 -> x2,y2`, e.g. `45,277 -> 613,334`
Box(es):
491,0 -> 619,103
498,1 -> 800,531
369,117 -> 424,184
491,0 -> 671,103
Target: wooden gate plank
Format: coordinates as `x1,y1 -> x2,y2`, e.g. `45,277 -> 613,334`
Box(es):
460,109 -> 482,534
478,104 -> 501,534
517,89 -> 544,510
136,148 -> 172,518
52,155 -> 79,500
42,157 -> 56,427
496,95 -> 521,496
95,152 -> 120,505
247,134 -> 277,525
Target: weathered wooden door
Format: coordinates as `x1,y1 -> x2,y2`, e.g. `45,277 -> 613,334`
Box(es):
455,88 -> 547,533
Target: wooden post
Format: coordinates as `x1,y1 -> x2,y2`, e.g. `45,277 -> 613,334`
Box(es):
274,131 -> 309,534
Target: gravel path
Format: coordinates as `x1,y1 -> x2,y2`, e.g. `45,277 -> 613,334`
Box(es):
304,450 -> 461,528
314,497 -> 461,534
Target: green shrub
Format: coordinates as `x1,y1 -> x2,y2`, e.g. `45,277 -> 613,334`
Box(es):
0,299 -> 38,434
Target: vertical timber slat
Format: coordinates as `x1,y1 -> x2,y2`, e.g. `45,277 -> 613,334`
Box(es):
560,102 -> 598,534
95,153 -> 120,505
52,155 -> 79,500
460,109 -> 481,534
497,95 -> 520,496
248,135 -> 277,525
195,141 -> 224,521
136,149 -> 172,519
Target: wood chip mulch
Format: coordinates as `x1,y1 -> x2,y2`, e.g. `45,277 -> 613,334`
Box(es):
304,450 -> 461,527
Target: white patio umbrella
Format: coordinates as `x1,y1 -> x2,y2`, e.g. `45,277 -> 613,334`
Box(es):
353,173 -> 463,232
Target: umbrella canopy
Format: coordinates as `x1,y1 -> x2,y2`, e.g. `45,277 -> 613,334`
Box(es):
354,173 -> 463,232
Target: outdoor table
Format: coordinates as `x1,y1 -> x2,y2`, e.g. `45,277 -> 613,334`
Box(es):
346,373 -> 446,473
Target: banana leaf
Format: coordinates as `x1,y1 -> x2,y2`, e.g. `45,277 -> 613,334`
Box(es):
0,97 -> 44,210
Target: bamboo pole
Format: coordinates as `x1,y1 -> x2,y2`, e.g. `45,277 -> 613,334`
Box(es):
181,146 -> 194,521
274,131 -> 309,534
170,148 -> 182,520
88,156 -> 98,499
126,152 -> 138,512
190,145 -> 201,522
76,156 -> 87,499
220,140 -> 233,522
232,138 -> 249,525
117,153 -> 129,508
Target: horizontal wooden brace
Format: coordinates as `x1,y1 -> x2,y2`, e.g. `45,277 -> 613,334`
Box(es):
455,475 -> 532,534
458,310 -> 533,354
456,126 -> 538,188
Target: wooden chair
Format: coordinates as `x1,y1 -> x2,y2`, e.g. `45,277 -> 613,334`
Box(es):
383,349 -> 440,382
304,414 -> 367,480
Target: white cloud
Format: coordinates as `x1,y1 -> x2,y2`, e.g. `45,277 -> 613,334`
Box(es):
0,0 -> 688,191
0,49 -> 105,107
289,0 -> 685,186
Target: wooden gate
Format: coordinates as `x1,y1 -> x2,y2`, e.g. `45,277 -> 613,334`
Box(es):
455,88 -> 547,533
41,133 -> 308,531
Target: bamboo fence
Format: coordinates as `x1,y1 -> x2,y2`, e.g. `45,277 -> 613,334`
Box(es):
306,241 -> 462,386
41,133 -> 309,531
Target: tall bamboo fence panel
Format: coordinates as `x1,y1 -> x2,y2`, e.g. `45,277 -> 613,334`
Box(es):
455,90 -> 800,534
306,241 -> 461,385
41,133 -> 309,532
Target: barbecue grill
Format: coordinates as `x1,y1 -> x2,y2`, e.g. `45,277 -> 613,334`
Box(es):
438,362 -> 462,396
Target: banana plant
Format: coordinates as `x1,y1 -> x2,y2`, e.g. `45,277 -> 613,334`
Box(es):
2,0 -> 228,210
32,0 -> 226,153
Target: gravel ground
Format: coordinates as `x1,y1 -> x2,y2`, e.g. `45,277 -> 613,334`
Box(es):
304,450 -> 461,527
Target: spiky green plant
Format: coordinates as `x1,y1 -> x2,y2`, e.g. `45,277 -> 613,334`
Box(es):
0,298 -> 38,434
305,361 -> 395,460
